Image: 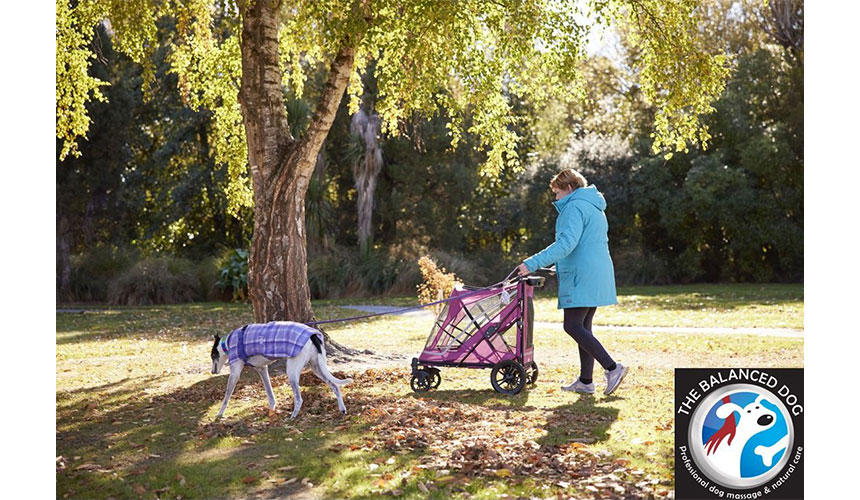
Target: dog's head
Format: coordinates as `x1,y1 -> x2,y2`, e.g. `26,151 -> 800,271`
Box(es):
716,395 -> 776,435
211,334 -> 228,374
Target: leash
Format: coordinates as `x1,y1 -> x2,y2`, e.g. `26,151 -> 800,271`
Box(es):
305,271 -> 521,327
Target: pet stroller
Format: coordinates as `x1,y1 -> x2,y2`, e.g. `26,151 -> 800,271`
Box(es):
410,273 -> 546,395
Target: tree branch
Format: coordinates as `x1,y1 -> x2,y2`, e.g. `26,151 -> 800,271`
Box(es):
297,43 -> 358,178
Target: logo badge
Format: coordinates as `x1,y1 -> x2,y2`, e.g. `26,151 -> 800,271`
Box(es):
675,369 -> 803,499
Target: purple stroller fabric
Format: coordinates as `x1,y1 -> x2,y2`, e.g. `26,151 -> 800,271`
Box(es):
419,283 -> 524,365
226,321 -> 320,365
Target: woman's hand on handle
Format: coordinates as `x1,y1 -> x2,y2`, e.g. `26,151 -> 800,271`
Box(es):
516,263 -> 530,277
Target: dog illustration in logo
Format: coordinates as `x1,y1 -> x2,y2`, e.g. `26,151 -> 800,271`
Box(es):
704,394 -> 789,478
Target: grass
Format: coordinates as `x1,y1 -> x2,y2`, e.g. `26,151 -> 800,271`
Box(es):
536,283 -> 803,329
57,284 -> 803,499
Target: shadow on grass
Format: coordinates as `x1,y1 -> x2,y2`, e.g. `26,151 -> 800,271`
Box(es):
417,387 -> 621,446
413,386 -> 537,411
538,395 -> 621,448
57,368 -> 408,499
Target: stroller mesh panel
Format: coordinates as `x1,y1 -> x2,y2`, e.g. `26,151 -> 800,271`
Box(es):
424,288 -> 519,354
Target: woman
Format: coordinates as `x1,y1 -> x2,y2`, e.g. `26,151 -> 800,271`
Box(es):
517,168 -> 628,395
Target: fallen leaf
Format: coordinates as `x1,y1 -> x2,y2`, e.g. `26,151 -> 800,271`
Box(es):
133,484 -> 146,495
241,476 -> 257,484
264,454 -> 279,459
74,463 -> 101,471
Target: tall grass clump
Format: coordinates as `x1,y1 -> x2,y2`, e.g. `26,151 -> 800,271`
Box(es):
69,245 -> 138,302
108,256 -> 200,305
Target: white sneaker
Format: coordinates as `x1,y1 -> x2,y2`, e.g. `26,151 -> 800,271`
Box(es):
604,364 -> 629,395
561,378 -> 595,394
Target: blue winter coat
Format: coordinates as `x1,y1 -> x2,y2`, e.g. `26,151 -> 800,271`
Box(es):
524,185 -> 618,308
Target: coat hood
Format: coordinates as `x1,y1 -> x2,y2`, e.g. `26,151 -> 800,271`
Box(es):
553,185 -> 607,213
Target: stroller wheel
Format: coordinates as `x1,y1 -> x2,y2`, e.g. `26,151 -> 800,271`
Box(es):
429,368 -> 442,389
411,370 -> 433,392
491,360 -> 526,395
526,362 -> 539,385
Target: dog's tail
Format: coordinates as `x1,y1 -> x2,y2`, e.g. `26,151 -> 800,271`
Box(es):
310,334 -> 353,386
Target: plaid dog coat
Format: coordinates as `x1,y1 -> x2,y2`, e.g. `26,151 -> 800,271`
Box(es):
226,321 -> 321,365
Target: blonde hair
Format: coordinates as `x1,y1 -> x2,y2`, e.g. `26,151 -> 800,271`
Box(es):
550,168 -> 587,191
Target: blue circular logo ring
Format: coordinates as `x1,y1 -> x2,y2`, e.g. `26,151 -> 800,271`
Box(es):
688,383 -> 794,489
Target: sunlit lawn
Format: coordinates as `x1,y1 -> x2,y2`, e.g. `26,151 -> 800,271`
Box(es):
57,284 -> 803,499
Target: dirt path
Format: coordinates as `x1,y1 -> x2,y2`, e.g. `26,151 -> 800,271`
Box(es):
339,305 -> 804,338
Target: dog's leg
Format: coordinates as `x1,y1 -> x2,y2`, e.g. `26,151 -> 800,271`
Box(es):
309,358 -> 346,415
216,361 -> 244,419
255,365 -> 277,411
286,358 -> 304,419
309,343 -> 349,415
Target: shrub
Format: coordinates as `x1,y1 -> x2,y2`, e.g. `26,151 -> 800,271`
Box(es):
69,246 -> 138,302
195,255 -> 224,301
307,243 -> 424,299
416,256 -> 461,314
308,249 -> 352,299
216,249 -> 249,302
108,256 -> 200,305
611,246 -> 672,286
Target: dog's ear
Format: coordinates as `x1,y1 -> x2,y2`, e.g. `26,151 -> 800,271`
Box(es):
213,334 -> 220,340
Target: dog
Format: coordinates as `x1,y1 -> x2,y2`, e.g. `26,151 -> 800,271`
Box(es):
704,394 -> 786,478
210,321 -> 352,419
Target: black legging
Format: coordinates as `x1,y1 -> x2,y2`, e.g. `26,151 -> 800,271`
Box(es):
563,307 -> 616,381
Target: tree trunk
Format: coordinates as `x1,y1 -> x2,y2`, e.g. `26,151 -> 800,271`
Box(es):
238,1 -> 360,354
350,109 -> 383,254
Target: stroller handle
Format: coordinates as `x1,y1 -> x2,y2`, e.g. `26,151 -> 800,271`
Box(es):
504,264 -> 556,284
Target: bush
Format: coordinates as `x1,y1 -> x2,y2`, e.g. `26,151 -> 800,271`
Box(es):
216,249 -> 249,302
611,247 -> 672,285
108,256 -> 201,305
416,256 -> 461,314
69,246 -> 138,302
308,249 -> 352,299
195,255 -> 224,301
307,244 -> 421,299
304,243 -> 525,300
